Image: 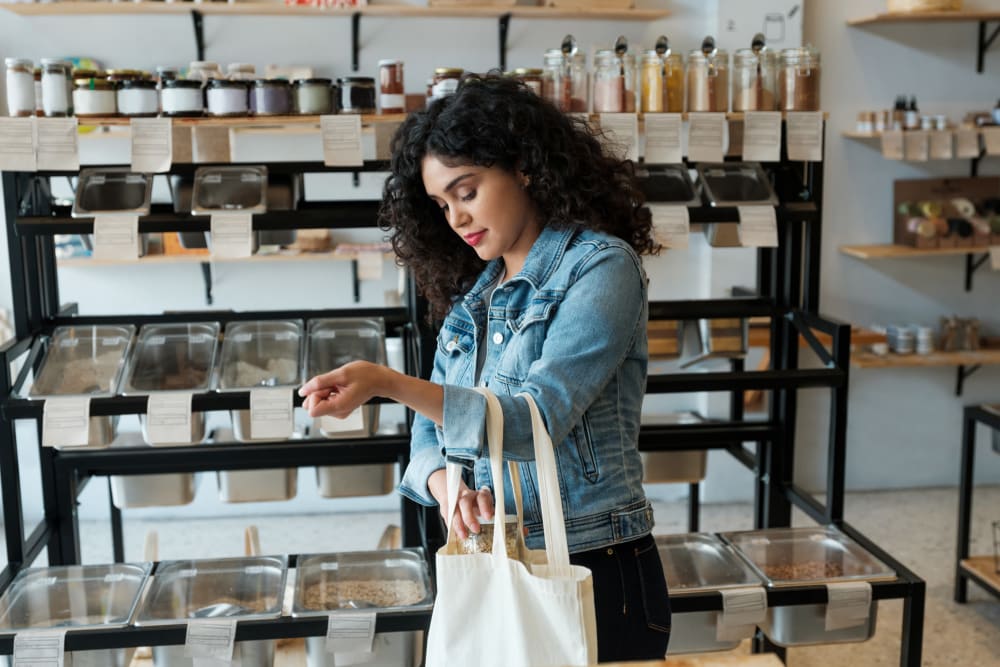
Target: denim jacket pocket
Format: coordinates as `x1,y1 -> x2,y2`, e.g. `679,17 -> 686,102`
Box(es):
572,414 -> 600,483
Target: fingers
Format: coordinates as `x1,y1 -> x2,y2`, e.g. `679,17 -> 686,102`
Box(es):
476,486 -> 495,521
298,368 -> 345,398
458,491 -> 480,539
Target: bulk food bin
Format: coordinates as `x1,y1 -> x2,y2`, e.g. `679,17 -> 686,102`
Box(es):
28,325 -> 135,448
121,322 -> 220,445
109,432 -> 198,509
640,412 -> 708,484
636,165 -> 700,206
306,318 -> 393,498
134,556 -> 287,667
71,169 -> 153,257
723,526 -> 896,646
292,549 -> 433,667
656,533 -> 765,654
0,563 -> 151,667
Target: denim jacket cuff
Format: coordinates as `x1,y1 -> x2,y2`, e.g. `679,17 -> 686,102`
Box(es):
398,447 -> 446,507
442,384 -> 487,460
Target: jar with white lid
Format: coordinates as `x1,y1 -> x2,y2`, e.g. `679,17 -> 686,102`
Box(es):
593,50 -> 625,113
161,79 -> 204,117
74,77 -> 117,117
117,79 -> 158,117
5,57 -> 35,117
292,78 -> 333,115
40,58 -> 70,117
205,79 -> 249,116
226,63 -> 256,81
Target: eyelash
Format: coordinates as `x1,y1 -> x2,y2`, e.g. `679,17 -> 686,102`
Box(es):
438,190 -> 476,212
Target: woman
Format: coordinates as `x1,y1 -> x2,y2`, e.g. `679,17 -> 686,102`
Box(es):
299,74 -> 670,661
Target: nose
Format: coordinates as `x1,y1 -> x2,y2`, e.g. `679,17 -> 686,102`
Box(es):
449,205 -> 471,230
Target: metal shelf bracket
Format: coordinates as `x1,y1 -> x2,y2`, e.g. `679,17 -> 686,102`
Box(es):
499,13 -> 512,71
965,252 -> 989,291
955,363 -> 982,396
191,10 -> 205,62
977,20 -> 1000,73
352,12 -> 361,72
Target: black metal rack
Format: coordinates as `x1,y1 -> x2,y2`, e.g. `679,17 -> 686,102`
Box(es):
954,404 -> 1000,603
0,120 -> 925,665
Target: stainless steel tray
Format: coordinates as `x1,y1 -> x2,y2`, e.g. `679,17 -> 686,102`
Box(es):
637,165 -> 701,206
698,162 -> 778,207
72,169 -> 153,217
191,165 -> 268,214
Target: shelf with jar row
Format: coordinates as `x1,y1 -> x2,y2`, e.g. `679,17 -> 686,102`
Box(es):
839,244 -> 997,259
848,9 -> 1000,26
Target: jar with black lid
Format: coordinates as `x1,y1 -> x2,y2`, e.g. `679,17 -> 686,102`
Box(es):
117,79 -> 158,117
205,79 -> 250,117
250,79 -> 292,116
337,77 -> 376,114
161,79 -> 204,117
292,78 -> 333,115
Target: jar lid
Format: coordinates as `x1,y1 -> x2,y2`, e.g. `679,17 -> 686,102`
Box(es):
71,68 -> 99,79
39,58 -> 69,68
433,68 -> 464,77
74,77 -> 116,90
119,79 -> 157,89
253,78 -> 290,87
513,68 -> 543,76
377,59 -> 403,67
163,78 -> 203,89
292,77 -> 332,86
338,77 -> 376,86
106,69 -> 148,80
780,47 -> 820,64
5,57 -> 33,68
207,79 -> 250,89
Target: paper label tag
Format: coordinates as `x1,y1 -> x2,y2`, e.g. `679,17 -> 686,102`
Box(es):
357,250 -> 384,281
982,127 -> 1000,156
687,113 -> 726,163
737,206 -> 779,247
742,112 -> 782,162
717,587 -> 767,642
193,126 -> 231,164
785,112 -> 824,162
249,387 -> 294,440
825,581 -> 872,631
13,630 -> 66,667
321,115 -> 363,167
955,128 -> 980,159
990,246 -> 1000,270
320,408 -> 365,434
374,120 -> 402,161
0,117 -> 38,171
643,113 -> 682,164
185,618 -> 237,662
325,611 -> 376,656
42,396 -> 90,448
93,215 -> 140,261
211,212 -> 254,259
904,131 -> 929,162
879,130 -> 904,160
146,393 -> 194,445
648,204 -> 689,249
598,113 -> 639,162
35,117 -> 79,171
929,131 -> 954,160
131,117 -> 173,173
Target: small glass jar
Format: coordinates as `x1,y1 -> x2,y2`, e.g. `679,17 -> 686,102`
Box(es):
513,67 -> 543,96
732,49 -> 777,111
292,78 -> 333,115
569,52 -> 587,112
250,79 -> 292,116
542,49 -> 571,112
778,47 -> 820,111
161,79 -> 204,117
117,79 -> 158,117
431,68 -> 463,101
593,50 -> 625,113
155,66 -> 179,86
622,52 -> 637,113
640,51 -> 664,113
188,61 -> 223,84
663,52 -> 684,112
338,77 -> 376,114
73,77 -> 117,117
33,67 -> 43,115
5,57 -> 35,117
39,58 -> 70,117
205,79 -> 250,117
378,59 -> 405,114
686,49 -> 729,112
227,63 -> 256,81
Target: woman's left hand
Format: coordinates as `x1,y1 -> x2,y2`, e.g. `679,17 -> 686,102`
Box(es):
298,360 -> 386,418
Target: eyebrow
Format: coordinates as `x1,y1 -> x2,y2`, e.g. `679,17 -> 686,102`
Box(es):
443,173 -> 475,193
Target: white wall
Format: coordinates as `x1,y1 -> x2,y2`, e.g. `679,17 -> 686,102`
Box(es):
0,0 -> 998,528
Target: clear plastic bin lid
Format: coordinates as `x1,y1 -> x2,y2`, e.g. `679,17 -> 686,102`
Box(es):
697,162 -> 778,207
29,325 -> 135,398
192,165 -> 268,214
306,318 -> 386,377
72,168 -> 153,218
0,563 -> 151,631
655,533 -> 763,593
219,320 -> 303,390
292,548 -> 432,616
722,526 -> 896,587
123,323 -> 220,393
135,556 -> 287,625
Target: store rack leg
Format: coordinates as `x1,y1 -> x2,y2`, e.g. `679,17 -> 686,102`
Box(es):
901,579 -> 926,667
687,483 -> 699,532
51,460 -> 82,565
954,412 -> 976,603
109,478 -> 126,563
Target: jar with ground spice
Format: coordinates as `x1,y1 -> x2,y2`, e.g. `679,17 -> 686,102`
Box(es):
292,78 -> 333,115
250,79 -> 292,116
541,50 -> 570,112
338,77 -> 376,114
206,79 -> 250,117
778,47 -> 820,111
640,51 -> 664,113
662,52 -> 684,112
117,79 -> 158,117
593,50 -> 625,113
622,52 -> 637,113
74,77 -> 117,118
378,59 -> 405,114
732,48 -> 777,111
686,47 -> 728,112
5,58 -> 35,117
161,79 -> 204,117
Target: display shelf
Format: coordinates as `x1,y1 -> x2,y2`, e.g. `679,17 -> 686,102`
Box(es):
959,556 -> 1000,597
839,244 -> 991,259
956,404 -> 1000,603
848,10 -> 1000,26
56,248 -> 394,268
852,348 -> 1000,369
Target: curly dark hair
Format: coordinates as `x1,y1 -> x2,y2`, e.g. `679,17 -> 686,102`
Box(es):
379,74 -> 658,321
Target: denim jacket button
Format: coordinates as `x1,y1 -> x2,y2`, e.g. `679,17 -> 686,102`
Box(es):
445,340 -> 457,352
492,332 -> 504,345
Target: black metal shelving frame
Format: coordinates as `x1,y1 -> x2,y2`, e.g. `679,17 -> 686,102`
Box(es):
0,121 -> 924,665
954,404 -> 1000,603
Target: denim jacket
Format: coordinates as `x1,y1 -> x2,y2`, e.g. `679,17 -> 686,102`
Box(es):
398,224 -> 654,553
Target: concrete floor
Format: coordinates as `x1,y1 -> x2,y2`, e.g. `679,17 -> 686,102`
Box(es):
10,485 -> 1000,666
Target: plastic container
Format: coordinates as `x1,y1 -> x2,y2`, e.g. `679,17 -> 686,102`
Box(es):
135,556 -> 287,667
656,533 -> 764,654
697,162 -> 778,207
640,412 -> 708,484
0,563 -> 151,667
293,549 -> 432,667
110,433 -> 198,509
723,526 -> 895,646
73,168 -> 153,217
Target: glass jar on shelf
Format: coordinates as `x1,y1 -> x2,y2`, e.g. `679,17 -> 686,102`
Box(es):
593,49 -> 625,113
5,57 -> 35,117
640,51 -> 664,113
431,67 -> 463,101
686,40 -> 728,113
622,51 -> 637,113
513,67 -> 544,96
732,48 -> 777,111
663,52 -> 684,112
541,49 -> 570,112
39,59 -> 70,117
778,47 -> 821,111
73,76 -> 117,118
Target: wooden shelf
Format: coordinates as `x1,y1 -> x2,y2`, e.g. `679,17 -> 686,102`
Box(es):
78,113 -> 406,128
0,2 -> 670,20
848,10 -> 1000,26
959,556 -> 1000,596
56,248 -> 393,267
852,348 -> 1000,369
839,244 -> 992,260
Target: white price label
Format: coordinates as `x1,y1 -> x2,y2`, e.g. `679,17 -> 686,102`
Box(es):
131,117 -> 173,173
825,581 -> 872,631
13,630 -> 66,667
211,212 -> 254,259
249,387 -> 294,440
42,396 -> 90,448
35,117 -> 79,171
687,113 -> 726,163
357,250 -> 384,282
903,131 -> 929,162
321,115 -> 363,167
879,130 -> 904,161
0,117 -> 37,171
598,113 -> 639,162
320,408 -> 365,434
737,206 -> 779,247
785,112 -> 824,162
325,611 -> 376,656
982,127 -> 1000,156
648,204 -> 689,249
955,128 -> 980,159
929,131 -> 954,160
990,246 -> 1000,270
184,618 -> 237,662
717,587 -> 767,642
643,113 -> 682,164
146,393 -> 194,446
742,112 -> 782,162
92,215 -> 140,261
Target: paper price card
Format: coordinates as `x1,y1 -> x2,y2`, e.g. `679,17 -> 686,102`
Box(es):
250,387 -> 294,440
146,393 -> 193,446
879,130 -> 904,161
742,112 -> 782,162
321,115 -> 363,167
643,113 -> 682,164
210,212 -> 254,259
929,131 -> 953,160
955,128 -> 980,159
357,250 -> 385,281
598,113 -> 639,162
983,127 -> 1000,156
737,206 -> 779,248
130,117 -> 173,173
35,117 -> 79,171
825,581 -> 872,631
93,215 -> 139,261
717,587 -> 766,642
42,396 -> 90,448
687,113 -> 726,163
786,112 -> 824,162
320,408 -> 365,434
990,246 -> 1000,270
14,630 -> 66,667
185,618 -> 237,663
903,131 -> 929,162
649,204 -> 689,249
0,117 -> 37,171
326,611 -> 376,656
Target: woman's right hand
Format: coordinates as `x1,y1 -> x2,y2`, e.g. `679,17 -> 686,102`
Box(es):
427,469 -> 495,540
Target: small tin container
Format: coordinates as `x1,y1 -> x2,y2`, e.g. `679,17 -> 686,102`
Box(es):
338,76 -> 376,114
250,79 -> 292,116
206,79 -> 250,117
292,78 -> 333,115
161,79 -> 204,117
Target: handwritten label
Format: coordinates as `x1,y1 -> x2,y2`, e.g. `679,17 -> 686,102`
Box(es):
742,112 -> 782,162
326,611 -> 376,656
929,131 -> 953,160
92,215 -> 140,261
13,630 -> 65,667
249,387 -> 294,440
184,618 -> 237,662
35,117 -> 79,171
211,212 -> 254,259
825,581 -> 872,631
643,113 -> 682,164
687,113 -> 726,163
955,128 -> 980,159
42,396 -> 90,448
903,131 -> 929,162
146,393 -> 193,446
648,204 -> 689,249
717,587 -> 767,642
321,115 -> 363,167
786,112 -> 824,162
131,117 -> 173,173
879,130 -> 904,161
598,113 -> 639,162
0,117 -> 37,171
737,206 -> 779,247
